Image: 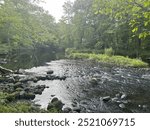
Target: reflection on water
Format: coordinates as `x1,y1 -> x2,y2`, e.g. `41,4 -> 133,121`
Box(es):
0,45 -> 64,70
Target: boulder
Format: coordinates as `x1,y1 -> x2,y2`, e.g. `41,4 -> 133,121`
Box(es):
47,98 -> 64,111
47,70 -> 54,75
47,103 -> 54,110
51,97 -> 59,103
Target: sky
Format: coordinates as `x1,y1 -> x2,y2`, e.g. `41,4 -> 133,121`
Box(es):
40,0 -> 75,21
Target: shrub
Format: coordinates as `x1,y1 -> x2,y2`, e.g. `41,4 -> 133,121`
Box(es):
104,48 -> 114,56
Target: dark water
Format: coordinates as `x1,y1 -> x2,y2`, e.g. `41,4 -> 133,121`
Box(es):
24,59 -> 150,113
0,46 -> 64,70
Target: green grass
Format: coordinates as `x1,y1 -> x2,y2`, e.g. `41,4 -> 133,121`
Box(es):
67,52 -> 148,68
0,92 -> 60,113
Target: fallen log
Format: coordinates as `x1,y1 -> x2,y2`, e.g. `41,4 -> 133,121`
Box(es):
0,66 -> 13,76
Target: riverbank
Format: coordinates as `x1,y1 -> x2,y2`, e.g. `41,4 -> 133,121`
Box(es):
0,69 -> 66,113
66,52 -> 148,68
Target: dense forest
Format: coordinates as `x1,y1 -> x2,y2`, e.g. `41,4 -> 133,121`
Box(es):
0,0 -> 150,62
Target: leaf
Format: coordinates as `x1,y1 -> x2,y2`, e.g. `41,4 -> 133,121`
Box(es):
132,27 -> 138,33
144,1 -> 150,7
144,21 -> 148,27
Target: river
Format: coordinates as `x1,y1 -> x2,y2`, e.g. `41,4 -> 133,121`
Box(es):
24,59 -> 150,113
1,49 -> 150,113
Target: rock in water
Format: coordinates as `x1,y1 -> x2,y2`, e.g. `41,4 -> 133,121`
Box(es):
90,78 -> 98,85
51,97 -> 59,103
121,94 -> 127,99
115,93 -> 122,98
47,70 -> 54,75
119,103 -> 126,109
47,97 -> 64,111
102,96 -> 111,102
72,107 -> 81,113
63,107 -> 72,113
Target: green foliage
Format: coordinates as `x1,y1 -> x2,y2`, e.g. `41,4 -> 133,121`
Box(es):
104,48 -> 114,56
59,0 -> 150,62
68,52 -> 148,68
0,0 -> 58,53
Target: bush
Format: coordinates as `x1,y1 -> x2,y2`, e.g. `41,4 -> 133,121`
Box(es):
104,48 -> 114,56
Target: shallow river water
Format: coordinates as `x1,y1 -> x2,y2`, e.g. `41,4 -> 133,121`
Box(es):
24,59 -> 150,113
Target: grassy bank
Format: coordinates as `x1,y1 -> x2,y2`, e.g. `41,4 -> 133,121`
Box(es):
0,92 -> 60,113
66,52 -> 148,68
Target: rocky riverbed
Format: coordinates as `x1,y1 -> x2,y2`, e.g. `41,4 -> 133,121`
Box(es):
1,59 -> 150,113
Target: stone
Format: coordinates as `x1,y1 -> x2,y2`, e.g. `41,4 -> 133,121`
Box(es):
34,89 -> 43,95
72,107 -> 81,113
89,78 -> 98,85
115,93 -> 122,98
102,96 -> 111,102
122,100 -> 128,104
24,93 -> 35,100
7,77 -> 15,83
142,105 -> 148,109
33,78 -> 38,83
119,103 -> 126,109
59,76 -> 67,80
13,82 -> 22,89
111,97 -> 119,102
63,107 -> 72,113
47,103 -> 54,110
51,97 -> 59,103
24,87 -> 30,92
47,70 -> 54,75
36,76 -> 47,81
121,94 -> 127,99
19,91 -> 26,99
15,87 -> 24,91
47,98 -> 64,111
